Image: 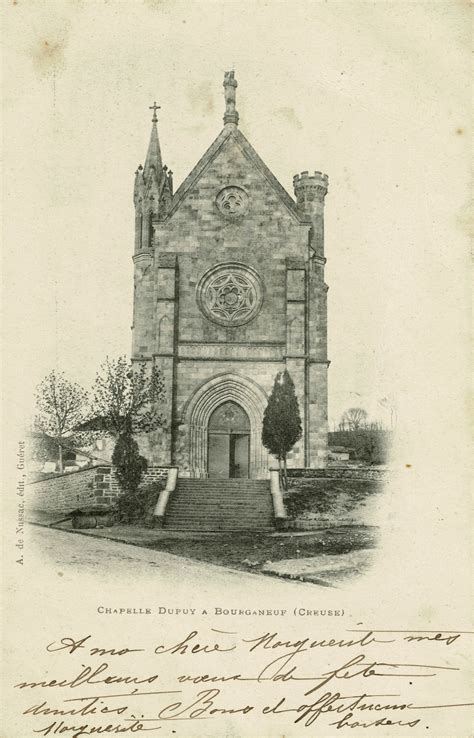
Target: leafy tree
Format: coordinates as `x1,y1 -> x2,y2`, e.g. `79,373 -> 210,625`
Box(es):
262,370 -> 302,488
92,356 -> 165,437
341,407 -> 368,431
91,356 -> 165,512
359,431 -> 380,465
34,370 -> 91,472
28,432 -> 60,465
329,429 -> 392,465
112,431 -> 148,522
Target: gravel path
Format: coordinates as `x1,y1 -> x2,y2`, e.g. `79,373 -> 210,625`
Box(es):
28,524 -> 327,595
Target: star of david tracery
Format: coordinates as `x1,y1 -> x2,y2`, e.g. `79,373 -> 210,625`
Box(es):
222,407 -> 236,422
196,263 -> 263,327
206,272 -> 256,322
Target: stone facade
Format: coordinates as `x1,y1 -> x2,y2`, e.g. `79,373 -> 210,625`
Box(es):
132,73 -> 329,478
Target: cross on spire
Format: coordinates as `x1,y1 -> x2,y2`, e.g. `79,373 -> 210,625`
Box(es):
149,101 -> 160,123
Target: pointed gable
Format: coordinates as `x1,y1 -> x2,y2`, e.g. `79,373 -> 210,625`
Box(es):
167,126 -> 303,223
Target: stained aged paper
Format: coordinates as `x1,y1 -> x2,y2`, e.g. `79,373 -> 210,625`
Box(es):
2,1 -> 472,736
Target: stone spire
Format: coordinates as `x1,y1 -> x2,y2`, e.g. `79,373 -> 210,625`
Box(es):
223,70 -> 239,126
144,102 -> 163,178
133,102 -> 174,250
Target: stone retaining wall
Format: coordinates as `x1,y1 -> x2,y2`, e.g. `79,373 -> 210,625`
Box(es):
27,464 -> 387,517
287,467 -> 388,481
27,466 -> 170,515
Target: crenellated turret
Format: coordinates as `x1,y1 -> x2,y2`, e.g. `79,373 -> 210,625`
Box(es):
293,171 -> 328,261
133,103 -> 173,252
293,170 -> 328,206
293,172 -> 329,464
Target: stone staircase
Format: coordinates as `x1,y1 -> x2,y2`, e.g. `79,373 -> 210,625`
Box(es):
164,478 -> 275,532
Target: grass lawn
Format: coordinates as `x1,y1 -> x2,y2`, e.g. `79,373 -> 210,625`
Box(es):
141,525 -> 378,576
285,477 -> 384,527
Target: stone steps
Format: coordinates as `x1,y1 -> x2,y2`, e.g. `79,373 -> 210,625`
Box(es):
179,477 -> 268,487
168,491 -> 270,497
164,478 -> 275,531
167,508 -> 272,523
179,479 -> 268,491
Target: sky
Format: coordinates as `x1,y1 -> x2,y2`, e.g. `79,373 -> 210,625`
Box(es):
3,0 -> 470,431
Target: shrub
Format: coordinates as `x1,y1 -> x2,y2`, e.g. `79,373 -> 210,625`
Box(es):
115,480 -> 165,525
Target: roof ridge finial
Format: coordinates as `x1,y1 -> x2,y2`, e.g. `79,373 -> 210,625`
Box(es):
223,71 -> 239,126
149,101 -> 160,124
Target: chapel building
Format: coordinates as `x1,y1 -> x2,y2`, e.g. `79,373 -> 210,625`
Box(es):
132,72 -> 329,479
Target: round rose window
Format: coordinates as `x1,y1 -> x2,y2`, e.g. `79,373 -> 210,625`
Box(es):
215,186 -> 249,220
196,263 -> 263,327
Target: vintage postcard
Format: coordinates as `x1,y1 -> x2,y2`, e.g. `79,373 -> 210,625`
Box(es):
2,1 -> 472,736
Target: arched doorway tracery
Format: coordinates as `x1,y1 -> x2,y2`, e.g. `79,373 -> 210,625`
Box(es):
184,373 -> 268,478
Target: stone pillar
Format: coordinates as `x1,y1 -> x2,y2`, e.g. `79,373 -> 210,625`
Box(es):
307,361 -> 328,467
153,253 -> 178,464
293,171 -> 329,468
285,257 -> 306,467
131,251 -> 153,358
135,212 -> 142,252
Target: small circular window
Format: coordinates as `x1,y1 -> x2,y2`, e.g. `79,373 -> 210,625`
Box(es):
215,186 -> 249,220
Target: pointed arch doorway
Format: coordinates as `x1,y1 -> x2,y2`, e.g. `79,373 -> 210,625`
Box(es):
184,373 -> 269,479
208,401 -> 250,478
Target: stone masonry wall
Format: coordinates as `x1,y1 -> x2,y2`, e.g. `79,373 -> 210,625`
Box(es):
288,467 -> 388,482
132,127 -> 328,469
27,466 -> 170,515
155,136 -> 309,350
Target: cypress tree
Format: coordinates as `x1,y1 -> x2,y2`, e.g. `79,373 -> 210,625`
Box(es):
262,370 -> 302,487
112,431 -> 148,521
